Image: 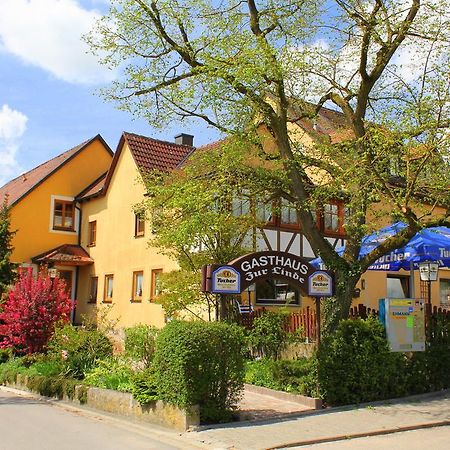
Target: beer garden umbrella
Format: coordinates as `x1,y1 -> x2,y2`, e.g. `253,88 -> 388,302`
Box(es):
310,223 -> 450,298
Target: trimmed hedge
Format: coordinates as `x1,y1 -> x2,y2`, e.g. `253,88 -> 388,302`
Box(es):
317,317 -> 407,405
153,320 -> 246,423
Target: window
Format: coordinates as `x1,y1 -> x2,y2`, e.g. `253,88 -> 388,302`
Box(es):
323,203 -> 339,233
255,198 -> 273,224
316,201 -> 347,236
104,275 -> 114,302
440,279 -> 450,308
280,199 -> 298,226
132,271 -> 144,301
88,221 -> 97,246
88,277 -> 98,303
231,190 -> 251,217
151,269 -> 163,300
387,275 -> 410,298
255,279 -> 300,306
135,213 -> 145,237
53,200 -> 74,231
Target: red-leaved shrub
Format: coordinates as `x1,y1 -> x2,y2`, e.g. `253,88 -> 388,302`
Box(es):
0,269 -> 73,354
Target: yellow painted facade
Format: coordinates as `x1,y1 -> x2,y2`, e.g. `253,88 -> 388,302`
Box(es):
76,142 -> 178,328
9,138 -> 112,264
3,128 -> 448,330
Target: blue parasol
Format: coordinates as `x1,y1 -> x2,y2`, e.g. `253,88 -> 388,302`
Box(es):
311,222 -> 450,271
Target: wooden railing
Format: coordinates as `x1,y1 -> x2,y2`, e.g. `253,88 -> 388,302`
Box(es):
239,306 -> 317,342
239,303 -> 449,344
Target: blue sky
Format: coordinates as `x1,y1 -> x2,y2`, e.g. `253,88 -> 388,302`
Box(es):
0,0 -> 219,186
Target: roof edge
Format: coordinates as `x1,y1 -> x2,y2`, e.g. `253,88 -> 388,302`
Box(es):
6,135 -> 112,208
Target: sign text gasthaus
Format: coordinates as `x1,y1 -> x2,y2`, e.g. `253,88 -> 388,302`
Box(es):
202,251 -> 334,296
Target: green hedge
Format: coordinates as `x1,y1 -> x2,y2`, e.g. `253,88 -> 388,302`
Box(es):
153,320 -> 246,423
317,317 -> 407,405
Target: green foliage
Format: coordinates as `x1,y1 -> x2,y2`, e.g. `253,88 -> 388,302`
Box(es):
248,311 -> 289,360
153,320 -> 246,423
87,0 -> 450,334
0,348 -> 12,363
244,358 -> 318,397
0,202 -> 16,298
84,357 -> 134,392
77,385 -> 88,404
317,318 -> 407,405
131,368 -> 159,405
124,324 -> 158,368
155,270 -> 211,320
0,357 -> 29,384
47,325 -> 113,379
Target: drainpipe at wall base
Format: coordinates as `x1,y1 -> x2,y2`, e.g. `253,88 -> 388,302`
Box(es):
72,265 -> 79,325
72,202 -> 82,324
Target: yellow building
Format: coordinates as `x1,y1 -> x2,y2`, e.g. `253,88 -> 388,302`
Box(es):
0,135 -> 113,312
1,125 -> 448,330
75,132 -> 194,327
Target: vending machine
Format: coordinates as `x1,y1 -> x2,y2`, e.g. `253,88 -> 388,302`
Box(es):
378,298 -> 425,352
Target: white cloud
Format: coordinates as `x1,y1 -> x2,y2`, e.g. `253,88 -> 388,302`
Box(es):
0,105 -> 28,186
0,0 -> 115,85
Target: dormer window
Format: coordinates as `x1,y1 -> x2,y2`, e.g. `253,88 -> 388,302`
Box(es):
53,200 -> 74,231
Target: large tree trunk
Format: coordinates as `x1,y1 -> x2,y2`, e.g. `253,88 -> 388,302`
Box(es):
322,269 -> 360,337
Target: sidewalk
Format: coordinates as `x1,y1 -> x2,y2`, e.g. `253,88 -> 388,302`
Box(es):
183,390 -> 450,450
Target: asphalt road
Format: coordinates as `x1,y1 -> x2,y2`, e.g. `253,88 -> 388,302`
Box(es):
0,389 -> 203,450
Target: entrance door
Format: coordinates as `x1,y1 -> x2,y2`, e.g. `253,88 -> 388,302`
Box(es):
58,270 -> 73,297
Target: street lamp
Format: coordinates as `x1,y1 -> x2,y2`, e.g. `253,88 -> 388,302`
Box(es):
419,261 -> 439,305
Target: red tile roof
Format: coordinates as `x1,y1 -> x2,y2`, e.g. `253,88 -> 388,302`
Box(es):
76,173 -> 107,201
124,132 -> 195,173
0,135 -> 112,207
32,244 -> 94,266
96,132 -> 195,199
289,103 -> 354,143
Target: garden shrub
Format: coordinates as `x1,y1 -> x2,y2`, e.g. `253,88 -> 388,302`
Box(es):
131,367 -> 159,404
317,317 -> 406,405
84,357 -> 134,392
0,357 -> 29,384
0,348 -> 11,363
124,324 -> 158,368
245,358 -> 318,397
248,310 -> 289,360
47,324 -> 113,379
0,270 -> 72,354
153,320 -> 246,423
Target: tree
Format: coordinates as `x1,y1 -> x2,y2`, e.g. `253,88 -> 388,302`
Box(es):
140,139 -> 270,319
0,269 -> 73,354
88,0 -> 450,332
0,201 -> 16,298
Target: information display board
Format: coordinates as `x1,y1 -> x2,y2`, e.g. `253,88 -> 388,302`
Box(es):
379,298 -> 425,352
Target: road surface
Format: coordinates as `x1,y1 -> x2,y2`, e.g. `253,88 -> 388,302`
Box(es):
0,388 -> 204,450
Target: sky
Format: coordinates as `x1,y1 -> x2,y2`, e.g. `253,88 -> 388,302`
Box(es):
0,0 -> 219,187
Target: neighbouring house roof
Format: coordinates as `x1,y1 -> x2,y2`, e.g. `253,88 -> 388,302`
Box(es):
83,132 -> 195,201
125,132 -> 195,172
288,102 -> 354,144
32,244 -> 94,266
0,135 -> 113,207
76,172 -> 108,201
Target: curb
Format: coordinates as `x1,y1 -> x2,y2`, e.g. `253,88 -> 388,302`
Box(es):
268,420 -> 450,449
244,384 -> 322,409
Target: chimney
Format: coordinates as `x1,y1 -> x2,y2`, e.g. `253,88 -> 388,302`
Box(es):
174,133 -> 194,147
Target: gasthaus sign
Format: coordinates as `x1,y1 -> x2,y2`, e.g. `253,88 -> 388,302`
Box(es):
202,251 -> 333,296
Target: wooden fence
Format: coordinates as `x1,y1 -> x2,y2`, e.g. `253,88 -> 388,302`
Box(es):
239,306 -> 317,342
239,303 -> 450,343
